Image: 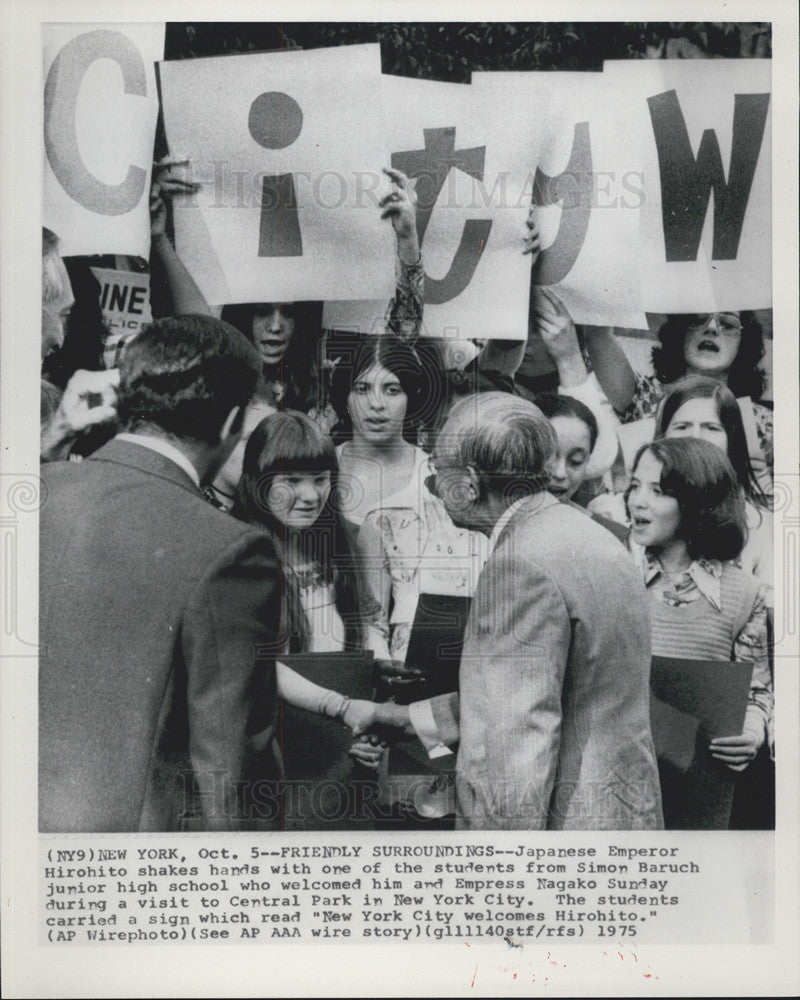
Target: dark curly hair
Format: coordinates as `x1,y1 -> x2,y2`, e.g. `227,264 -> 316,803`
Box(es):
651,312 -> 766,401
626,437 -> 747,562
118,314 -> 260,444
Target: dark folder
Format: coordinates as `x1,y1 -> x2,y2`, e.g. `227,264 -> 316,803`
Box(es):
649,656 -> 754,830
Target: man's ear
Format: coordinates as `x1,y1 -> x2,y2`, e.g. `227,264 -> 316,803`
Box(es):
220,404 -> 244,445
465,465 -> 483,502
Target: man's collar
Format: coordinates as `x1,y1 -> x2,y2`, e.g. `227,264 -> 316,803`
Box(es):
487,492 -> 557,558
116,432 -> 201,489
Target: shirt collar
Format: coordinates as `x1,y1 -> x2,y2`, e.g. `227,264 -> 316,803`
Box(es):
638,546 -> 723,611
116,432 -> 201,489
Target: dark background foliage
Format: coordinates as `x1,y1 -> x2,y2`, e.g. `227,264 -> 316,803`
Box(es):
164,22 -> 771,74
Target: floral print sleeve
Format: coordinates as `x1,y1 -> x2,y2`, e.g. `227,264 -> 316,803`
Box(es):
751,401 -> 774,470
620,372 -> 664,423
385,257 -> 424,342
734,584 -> 773,745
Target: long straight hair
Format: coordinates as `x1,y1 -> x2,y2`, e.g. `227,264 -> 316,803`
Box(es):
232,410 -> 364,652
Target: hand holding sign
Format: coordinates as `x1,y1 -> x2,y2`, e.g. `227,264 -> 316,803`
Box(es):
522,207 -> 542,259
379,167 -> 420,263
150,157 -> 200,238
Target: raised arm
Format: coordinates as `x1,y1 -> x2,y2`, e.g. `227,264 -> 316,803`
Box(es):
583,326 -> 638,414
149,157 -> 212,318
382,167 -> 424,341
533,288 -> 621,478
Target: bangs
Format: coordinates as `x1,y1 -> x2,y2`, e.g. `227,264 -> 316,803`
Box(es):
245,411 -> 337,478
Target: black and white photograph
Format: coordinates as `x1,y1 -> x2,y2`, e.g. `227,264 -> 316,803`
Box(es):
2,2 -> 798,997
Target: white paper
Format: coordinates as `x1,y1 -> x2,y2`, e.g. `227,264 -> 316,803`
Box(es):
324,74 -> 545,340
43,23 -> 164,258
604,59 -> 771,312
158,44 -> 396,305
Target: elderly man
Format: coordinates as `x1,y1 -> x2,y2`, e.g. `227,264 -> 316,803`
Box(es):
420,392 -> 662,830
40,228 -> 118,460
40,314 -> 283,832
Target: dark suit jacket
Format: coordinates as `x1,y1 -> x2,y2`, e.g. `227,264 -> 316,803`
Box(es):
434,493 -> 662,831
39,438 -> 282,832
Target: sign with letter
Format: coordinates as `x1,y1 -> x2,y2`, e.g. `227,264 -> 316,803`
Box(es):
324,75 -> 546,340
158,44 -> 395,305
473,71 -> 648,330
43,24 -> 164,258
604,59 -> 771,312
90,267 -> 152,367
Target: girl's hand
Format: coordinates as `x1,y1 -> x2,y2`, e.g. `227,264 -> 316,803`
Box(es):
341,699 -> 377,736
522,206 -> 541,258
348,733 -> 387,770
153,155 -> 200,198
709,730 -> 762,772
380,167 -> 420,264
532,287 -> 581,362
150,184 -> 168,238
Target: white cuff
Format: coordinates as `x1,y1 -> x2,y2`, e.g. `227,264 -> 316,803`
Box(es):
409,700 -> 453,759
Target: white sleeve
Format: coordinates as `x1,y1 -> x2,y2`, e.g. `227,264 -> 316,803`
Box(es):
560,372 -> 622,479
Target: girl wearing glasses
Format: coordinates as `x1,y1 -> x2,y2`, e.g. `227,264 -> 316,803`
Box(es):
594,311 -> 772,472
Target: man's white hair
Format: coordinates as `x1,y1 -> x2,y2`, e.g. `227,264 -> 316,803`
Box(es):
437,392 -> 557,492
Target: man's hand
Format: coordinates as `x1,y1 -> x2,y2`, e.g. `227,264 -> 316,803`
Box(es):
41,369 -> 119,461
341,698 -> 377,736
372,701 -> 414,735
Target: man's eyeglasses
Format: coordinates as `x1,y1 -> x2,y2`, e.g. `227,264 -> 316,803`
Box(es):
687,313 -> 742,336
424,457 -> 466,498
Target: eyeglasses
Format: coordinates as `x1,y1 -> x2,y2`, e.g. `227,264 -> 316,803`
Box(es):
425,457 -> 465,498
687,313 -> 742,336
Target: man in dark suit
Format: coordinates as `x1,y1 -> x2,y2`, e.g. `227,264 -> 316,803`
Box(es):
423,392 -> 662,830
40,315 -> 282,832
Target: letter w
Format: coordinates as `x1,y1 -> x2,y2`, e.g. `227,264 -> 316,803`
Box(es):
647,89 -> 769,261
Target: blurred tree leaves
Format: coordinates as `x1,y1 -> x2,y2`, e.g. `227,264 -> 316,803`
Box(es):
164,21 -> 771,72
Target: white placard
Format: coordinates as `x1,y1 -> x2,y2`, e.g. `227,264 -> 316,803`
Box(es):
473,71 -> 648,331
604,59 -> 771,312
158,44 -> 396,305
324,74 -> 546,340
43,23 -> 164,258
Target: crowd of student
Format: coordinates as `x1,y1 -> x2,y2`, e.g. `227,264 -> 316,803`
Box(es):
38,155 -> 775,833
